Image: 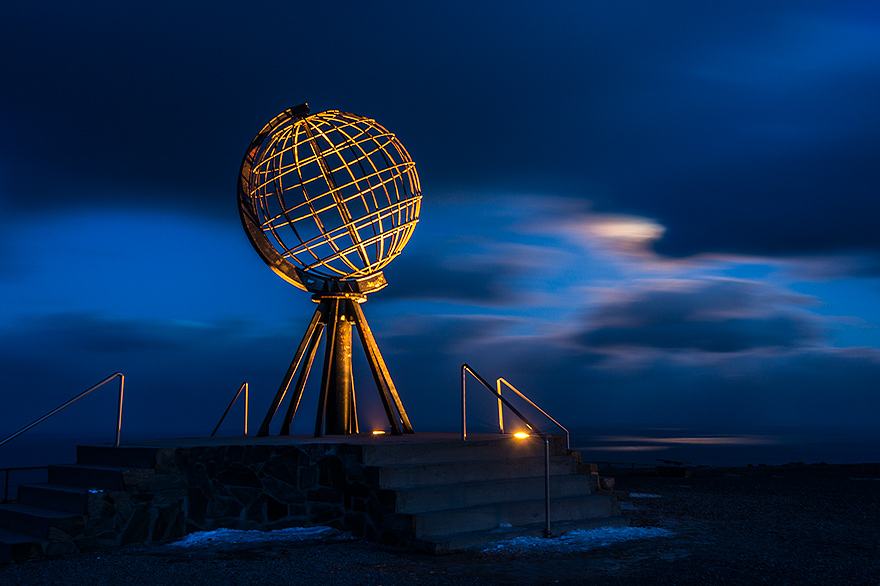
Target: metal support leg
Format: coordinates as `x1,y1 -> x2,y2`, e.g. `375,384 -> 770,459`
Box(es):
351,301 -> 413,434
258,306 -> 323,436
279,326 -> 323,435
325,300 -> 353,434
314,300 -> 340,437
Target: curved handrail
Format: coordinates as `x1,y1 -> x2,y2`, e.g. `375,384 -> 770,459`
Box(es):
497,378 -> 570,450
0,372 -> 125,448
211,382 -> 249,437
461,364 -> 543,442
461,363 -> 558,538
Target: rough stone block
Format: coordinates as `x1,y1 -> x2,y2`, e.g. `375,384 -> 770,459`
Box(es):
307,487 -> 343,504
122,469 -> 155,491
119,504 -> 152,545
308,503 -> 342,524
207,496 -> 242,520
261,475 -> 302,502
298,465 -> 319,490
152,448 -> 173,474
216,463 -> 261,488
245,498 -> 264,523
187,488 -> 207,525
267,496 -> 287,522
152,502 -> 184,542
319,457 -> 345,489
45,541 -> 79,556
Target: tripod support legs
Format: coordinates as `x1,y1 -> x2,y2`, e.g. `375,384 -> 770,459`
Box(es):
256,295 -> 413,437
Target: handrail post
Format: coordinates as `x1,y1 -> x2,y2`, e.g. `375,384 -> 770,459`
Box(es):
115,373 -> 125,447
212,382 -> 249,438
543,437 -> 552,538
461,365 -> 467,441
495,380 -> 504,434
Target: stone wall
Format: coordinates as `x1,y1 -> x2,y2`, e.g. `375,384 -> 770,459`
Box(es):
74,442 -> 400,551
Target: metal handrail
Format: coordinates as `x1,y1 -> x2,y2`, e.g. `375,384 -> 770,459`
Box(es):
0,372 -> 125,448
211,382 -> 249,437
461,363 -> 556,537
497,378 -> 570,450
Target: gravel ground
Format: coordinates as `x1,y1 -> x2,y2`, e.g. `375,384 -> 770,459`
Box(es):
2,463 -> 878,586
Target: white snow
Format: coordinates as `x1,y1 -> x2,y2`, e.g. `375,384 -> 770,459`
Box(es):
168,526 -> 343,548
482,526 -> 674,552
628,492 -> 662,498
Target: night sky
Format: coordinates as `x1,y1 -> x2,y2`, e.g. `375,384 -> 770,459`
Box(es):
2,2 -> 879,453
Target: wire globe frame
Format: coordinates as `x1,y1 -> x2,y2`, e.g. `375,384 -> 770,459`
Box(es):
238,105 -> 421,293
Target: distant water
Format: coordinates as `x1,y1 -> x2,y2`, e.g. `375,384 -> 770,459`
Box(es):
569,426 -> 880,467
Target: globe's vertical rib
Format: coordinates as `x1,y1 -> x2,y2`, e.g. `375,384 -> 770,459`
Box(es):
304,118 -> 371,270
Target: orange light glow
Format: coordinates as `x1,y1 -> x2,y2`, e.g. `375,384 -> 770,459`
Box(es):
513,432 -> 530,439
372,430 -> 386,435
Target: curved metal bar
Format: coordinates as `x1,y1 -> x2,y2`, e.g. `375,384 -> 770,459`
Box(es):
0,373 -> 125,448
462,364 -> 567,539
497,378 -> 571,450
461,364 -> 542,441
211,382 -> 249,438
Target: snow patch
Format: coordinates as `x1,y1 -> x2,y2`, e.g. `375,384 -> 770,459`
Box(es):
482,526 -> 674,552
629,492 -> 662,498
169,526 -> 342,548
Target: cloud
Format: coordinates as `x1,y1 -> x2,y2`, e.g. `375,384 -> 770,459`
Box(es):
574,279 -> 823,353
378,251 -> 516,305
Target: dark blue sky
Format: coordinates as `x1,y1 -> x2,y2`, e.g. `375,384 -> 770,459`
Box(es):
2,1 -> 879,445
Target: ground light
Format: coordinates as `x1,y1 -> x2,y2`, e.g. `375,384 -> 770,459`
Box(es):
513,432 -> 530,439
371,430 -> 386,435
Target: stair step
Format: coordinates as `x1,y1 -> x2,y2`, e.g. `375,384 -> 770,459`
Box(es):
0,528 -> 45,564
0,503 -> 83,540
47,464 -> 152,490
76,445 -> 157,468
394,474 -> 596,513
363,436 -> 553,465
385,494 -> 619,537
378,455 -> 577,488
415,516 -> 631,554
17,484 -> 92,514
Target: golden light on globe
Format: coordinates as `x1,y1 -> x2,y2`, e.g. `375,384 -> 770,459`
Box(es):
238,103 -> 419,437
238,103 -> 421,292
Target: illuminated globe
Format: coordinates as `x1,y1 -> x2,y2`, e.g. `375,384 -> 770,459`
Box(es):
238,104 -> 421,292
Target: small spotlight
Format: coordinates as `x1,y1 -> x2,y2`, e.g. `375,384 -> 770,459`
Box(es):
372,430 -> 386,435
513,432 -> 530,439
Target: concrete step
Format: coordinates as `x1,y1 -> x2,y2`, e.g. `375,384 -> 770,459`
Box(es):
378,455 -> 578,489
363,436 -> 557,466
48,464 -> 125,490
415,516 -> 630,554
0,528 -> 45,564
393,474 -> 596,513
76,445 -> 157,469
17,484 -> 91,514
385,494 -> 619,537
0,503 -> 83,540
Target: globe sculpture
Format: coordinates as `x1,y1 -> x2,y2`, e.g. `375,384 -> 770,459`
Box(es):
238,103 -> 420,436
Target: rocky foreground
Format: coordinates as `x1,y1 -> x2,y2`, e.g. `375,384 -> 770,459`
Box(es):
1,462 -> 878,586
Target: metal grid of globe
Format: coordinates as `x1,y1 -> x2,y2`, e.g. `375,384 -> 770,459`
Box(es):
237,103 -> 420,437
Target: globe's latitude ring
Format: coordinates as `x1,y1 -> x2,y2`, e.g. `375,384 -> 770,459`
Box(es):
237,104 -> 421,295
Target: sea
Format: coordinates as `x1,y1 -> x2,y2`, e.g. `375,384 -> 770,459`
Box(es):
1,426 -> 877,500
